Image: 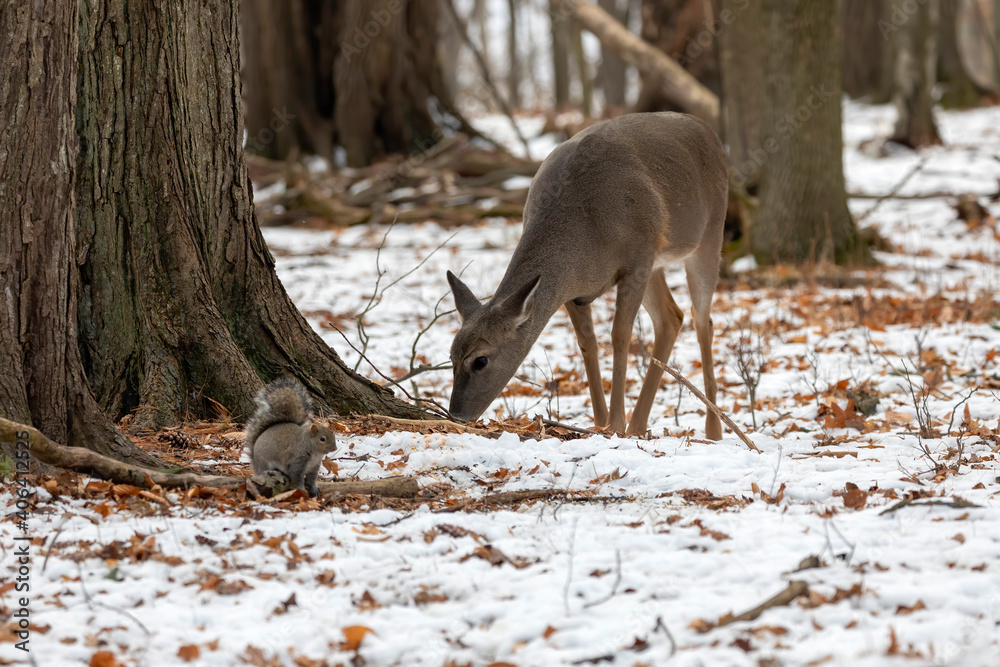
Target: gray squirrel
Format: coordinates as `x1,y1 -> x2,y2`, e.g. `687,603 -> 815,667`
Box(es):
246,378 -> 336,496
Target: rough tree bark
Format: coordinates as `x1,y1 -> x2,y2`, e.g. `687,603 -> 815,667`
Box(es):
0,0 -> 160,466
721,0 -> 866,265
74,0 -> 425,432
241,0 -> 447,166
889,0 -> 942,147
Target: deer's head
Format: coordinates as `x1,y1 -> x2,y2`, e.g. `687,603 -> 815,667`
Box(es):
446,271 -> 541,422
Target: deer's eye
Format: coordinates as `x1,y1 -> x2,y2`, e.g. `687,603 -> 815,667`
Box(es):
472,356 -> 488,371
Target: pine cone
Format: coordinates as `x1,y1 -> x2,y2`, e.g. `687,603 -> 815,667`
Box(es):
157,431 -> 198,449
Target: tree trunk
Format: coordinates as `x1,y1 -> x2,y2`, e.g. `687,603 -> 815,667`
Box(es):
717,0 -> 768,183
74,0 -> 425,432
0,0 -> 160,467
598,0 -> 629,109
551,0 -> 572,109
724,0 -> 866,265
938,0 -> 988,108
571,22 -> 594,115
889,0 -> 942,147
635,0 -> 721,113
841,0 -> 893,102
507,0 -> 521,109
240,0 -> 447,166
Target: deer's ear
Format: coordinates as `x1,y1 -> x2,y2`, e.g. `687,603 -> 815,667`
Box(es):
447,271 -> 482,323
502,275 -> 540,328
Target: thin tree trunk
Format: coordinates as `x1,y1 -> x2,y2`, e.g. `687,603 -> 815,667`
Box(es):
507,0 -> 521,109
841,0 -> 893,102
0,0 -> 160,467
717,0 -> 767,183
889,0 -> 942,147
551,0 -> 572,109
938,0 -> 987,108
571,23 -> 594,115
598,0 -> 629,109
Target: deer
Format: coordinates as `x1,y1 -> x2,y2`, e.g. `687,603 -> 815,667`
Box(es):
446,112 -> 727,439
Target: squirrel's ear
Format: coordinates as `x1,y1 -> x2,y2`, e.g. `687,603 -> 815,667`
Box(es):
309,423 -> 319,434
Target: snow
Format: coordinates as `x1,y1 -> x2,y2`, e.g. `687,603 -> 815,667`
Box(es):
4,103 -> 1000,666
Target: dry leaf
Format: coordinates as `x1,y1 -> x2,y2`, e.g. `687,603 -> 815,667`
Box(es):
339,625 -> 376,651
177,644 -> 201,661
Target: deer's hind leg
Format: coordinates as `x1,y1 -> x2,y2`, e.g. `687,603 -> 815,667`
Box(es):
565,300 -> 609,428
685,242 -> 723,440
626,268 -> 684,436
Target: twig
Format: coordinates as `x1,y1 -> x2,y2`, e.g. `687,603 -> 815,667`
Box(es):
946,386 -> 979,436
650,358 -> 761,452
540,417 -> 597,436
582,549 -> 622,608
879,498 -> 982,516
41,515 -> 71,576
77,563 -> 151,636
442,0 -> 533,159
855,155 -> 930,223
716,580 -> 810,628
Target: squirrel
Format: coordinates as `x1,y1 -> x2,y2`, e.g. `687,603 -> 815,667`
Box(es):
245,378 -> 337,496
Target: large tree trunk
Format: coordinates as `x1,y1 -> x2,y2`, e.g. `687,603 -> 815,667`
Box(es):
241,0 -> 446,166
889,0 -> 942,147
634,0 -> 721,113
721,0 -> 866,265
0,0 -> 159,467
74,0 -> 425,431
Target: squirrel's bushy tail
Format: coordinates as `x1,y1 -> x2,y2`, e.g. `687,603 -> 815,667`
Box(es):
245,377 -> 313,449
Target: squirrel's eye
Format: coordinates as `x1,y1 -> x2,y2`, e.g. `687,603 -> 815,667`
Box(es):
319,437 -> 326,442
472,356 -> 488,371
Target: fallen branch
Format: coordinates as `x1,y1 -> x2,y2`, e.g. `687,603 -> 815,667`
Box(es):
565,1 -> 719,128
716,580 -> 810,628
370,415 -> 494,437
318,476 -> 418,498
878,498 -> 982,516
650,359 -> 761,453
1,417 -> 418,498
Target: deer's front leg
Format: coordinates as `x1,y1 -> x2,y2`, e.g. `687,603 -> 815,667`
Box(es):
609,274 -> 648,434
565,301 -> 609,428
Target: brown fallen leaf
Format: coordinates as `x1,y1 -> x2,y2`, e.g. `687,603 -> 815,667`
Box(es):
177,644 -> 200,661
339,625 -> 376,651
843,483 -> 868,510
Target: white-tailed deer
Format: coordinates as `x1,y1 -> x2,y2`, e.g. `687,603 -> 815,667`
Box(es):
447,112 -> 726,439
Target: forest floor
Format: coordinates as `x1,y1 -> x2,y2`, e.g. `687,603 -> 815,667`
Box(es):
4,103 -> 1000,667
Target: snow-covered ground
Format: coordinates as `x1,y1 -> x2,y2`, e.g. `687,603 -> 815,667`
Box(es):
4,103 -> 1000,666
